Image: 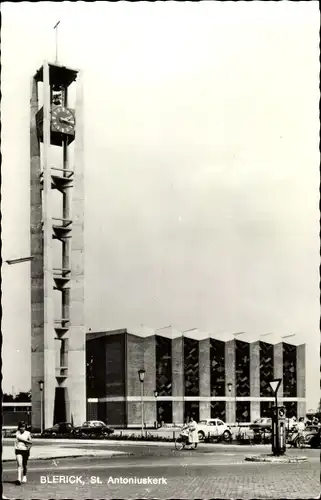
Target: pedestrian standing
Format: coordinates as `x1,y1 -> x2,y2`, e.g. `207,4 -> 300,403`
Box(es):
14,421 -> 32,484
188,417 -> 199,447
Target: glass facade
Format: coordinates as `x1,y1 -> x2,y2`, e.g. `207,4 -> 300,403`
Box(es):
284,401 -> 297,418
260,342 -> 274,397
210,339 -> 225,396
156,335 -> 172,396
86,337 -> 107,398
260,401 -> 273,418
184,337 -> 199,396
211,401 -> 226,420
283,343 -> 297,397
235,340 -> 250,397
236,401 -> 251,422
156,401 -> 173,424
184,401 -> 199,422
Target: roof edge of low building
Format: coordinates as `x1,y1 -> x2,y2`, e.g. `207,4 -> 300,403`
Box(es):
86,328 -> 128,341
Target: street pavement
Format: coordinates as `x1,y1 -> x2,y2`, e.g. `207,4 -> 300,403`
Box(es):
2,440 -> 320,499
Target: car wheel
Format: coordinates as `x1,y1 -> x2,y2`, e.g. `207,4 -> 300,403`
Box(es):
51,432 -> 57,437
198,431 -> 205,441
223,430 -> 232,442
297,436 -> 305,449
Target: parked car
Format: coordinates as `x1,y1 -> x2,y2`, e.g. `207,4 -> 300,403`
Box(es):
197,419 -> 232,441
42,422 -> 76,437
301,426 -> 320,448
74,420 -> 114,438
249,418 -> 272,432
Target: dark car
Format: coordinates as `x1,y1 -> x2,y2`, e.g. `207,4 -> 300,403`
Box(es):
303,426 -> 320,449
74,420 -> 114,438
42,422 -> 76,437
250,418 -> 272,432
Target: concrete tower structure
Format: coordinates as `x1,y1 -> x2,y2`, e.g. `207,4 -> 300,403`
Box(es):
30,61 -> 85,430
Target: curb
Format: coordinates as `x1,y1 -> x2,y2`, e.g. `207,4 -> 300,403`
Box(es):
245,454 -> 308,463
2,452 -> 133,462
3,437 -> 271,448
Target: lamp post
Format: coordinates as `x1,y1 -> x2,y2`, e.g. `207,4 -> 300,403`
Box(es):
154,390 -> 158,428
138,369 -> 146,435
38,380 -> 44,434
227,382 -> 237,425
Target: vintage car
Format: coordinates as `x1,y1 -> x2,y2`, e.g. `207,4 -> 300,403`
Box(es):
197,418 -> 232,441
42,422 -> 76,437
74,420 -> 114,438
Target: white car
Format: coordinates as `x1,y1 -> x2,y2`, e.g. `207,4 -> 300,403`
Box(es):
197,418 -> 232,441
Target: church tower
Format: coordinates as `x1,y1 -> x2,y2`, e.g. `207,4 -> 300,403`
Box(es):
30,61 -> 85,429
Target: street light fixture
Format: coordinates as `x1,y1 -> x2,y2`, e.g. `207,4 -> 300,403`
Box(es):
38,380 -> 44,434
138,369 -> 145,435
5,256 -> 33,265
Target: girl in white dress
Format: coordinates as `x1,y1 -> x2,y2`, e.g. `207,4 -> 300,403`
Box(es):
15,421 -> 32,484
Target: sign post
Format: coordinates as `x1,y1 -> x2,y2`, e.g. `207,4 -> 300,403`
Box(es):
269,378 -> 286,456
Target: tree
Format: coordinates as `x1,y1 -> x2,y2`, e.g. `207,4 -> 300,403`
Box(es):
2,393 -> 15,402
2,391 -> 31,402
14,391 -> 32,402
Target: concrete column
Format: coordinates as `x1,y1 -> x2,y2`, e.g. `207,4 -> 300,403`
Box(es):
225,339 -> 236,423
68,70 -> 86,426
144,336 -> 156,426
172,337 -> 184,424
297,344 -> 306,418
250,341 -> 260,420
274,343 -> 283,398
42,61 -> 56,429
199,338 -> 211,420
30,74 -> 45,431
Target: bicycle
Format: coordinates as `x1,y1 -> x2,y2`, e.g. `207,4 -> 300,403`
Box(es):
174,430 -> 198,451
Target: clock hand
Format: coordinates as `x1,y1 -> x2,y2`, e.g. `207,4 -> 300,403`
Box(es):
60,117 -> 74,125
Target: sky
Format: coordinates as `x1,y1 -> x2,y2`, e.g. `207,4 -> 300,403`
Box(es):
1,2 -> 320,409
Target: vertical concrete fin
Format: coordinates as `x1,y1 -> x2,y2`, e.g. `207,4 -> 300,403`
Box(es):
250,341 -> 260,420
42,61 -> 56,428
30,73 -> 45,431
297,344 -> 306,418
273,343 -> 283,398
199,338 -> 210,419
225,339 -> 236,423
68,69 -> 86,426
172,337 -> 184,424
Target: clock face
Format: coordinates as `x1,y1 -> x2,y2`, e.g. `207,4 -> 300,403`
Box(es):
51,106 -> 75,134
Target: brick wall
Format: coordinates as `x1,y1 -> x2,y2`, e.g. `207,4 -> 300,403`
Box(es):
144,336 -> 156,425
126,334 -> 144,425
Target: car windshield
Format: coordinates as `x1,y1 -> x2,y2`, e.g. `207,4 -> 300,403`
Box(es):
198,420 -> 207,424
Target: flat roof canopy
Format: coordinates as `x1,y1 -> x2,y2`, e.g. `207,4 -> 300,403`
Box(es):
35,62 -> 78,87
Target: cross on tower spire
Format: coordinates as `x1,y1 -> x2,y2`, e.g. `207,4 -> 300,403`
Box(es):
53,20 -> 60,63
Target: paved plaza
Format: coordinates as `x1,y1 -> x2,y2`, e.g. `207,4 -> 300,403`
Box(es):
2,439 -> 319,499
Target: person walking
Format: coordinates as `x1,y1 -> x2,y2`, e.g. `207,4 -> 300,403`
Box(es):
14,421 -> 32,485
